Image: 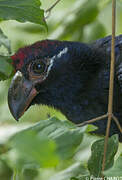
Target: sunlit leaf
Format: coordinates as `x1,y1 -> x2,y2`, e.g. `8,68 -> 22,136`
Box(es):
85,124 -> 98,133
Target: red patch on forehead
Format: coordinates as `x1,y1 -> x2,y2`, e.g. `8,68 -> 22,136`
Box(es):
11,51 -> 27,71
11,40 -> 62,71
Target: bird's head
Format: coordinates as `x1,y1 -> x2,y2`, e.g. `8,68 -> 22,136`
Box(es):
8,39 -> 93,121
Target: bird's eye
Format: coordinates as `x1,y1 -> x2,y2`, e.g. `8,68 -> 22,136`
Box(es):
32,61 -> 46,75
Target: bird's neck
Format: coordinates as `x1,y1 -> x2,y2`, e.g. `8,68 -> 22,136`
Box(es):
60,90 -> 106,124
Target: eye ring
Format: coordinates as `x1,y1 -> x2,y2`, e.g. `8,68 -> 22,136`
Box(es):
31,60 -> 46,75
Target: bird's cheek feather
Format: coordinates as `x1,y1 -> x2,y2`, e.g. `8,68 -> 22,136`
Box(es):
8,71 -> 38,121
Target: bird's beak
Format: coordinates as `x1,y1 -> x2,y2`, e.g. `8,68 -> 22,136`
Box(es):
8,71 -> 38,121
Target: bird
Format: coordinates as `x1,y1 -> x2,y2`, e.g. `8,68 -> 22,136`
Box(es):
8,35 -> 122,141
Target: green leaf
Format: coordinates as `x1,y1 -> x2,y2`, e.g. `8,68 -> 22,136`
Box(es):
85,124 -> 98,133
49,163 -> 89,180
88,135 -> 119,177
104,154 -> 122,177
6,117 -> 85,170
0,0 -> 46,27
0,28 -> 11,54
31,117 -> 85,160
0,55 -> 13,80
8,130 -> 58,169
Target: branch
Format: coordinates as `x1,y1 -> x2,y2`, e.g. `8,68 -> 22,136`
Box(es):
45,0 -> 62,19
76,114 -> 108,127
102,0 -> 116,176
112,115 -> 122,133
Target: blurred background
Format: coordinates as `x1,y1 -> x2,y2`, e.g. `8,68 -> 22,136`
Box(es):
0,0 -> 122,179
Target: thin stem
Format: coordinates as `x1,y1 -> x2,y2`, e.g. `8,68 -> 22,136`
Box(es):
112,115 -> 122,133
102,0 -> 116,175
77,114 -> 108,127
45,0 -> 62,19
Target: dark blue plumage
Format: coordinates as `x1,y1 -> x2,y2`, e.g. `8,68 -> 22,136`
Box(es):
9,35 -> 122,141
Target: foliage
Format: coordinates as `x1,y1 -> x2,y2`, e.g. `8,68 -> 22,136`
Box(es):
6,117 -> 85,170
0,0 -> 121,179
0,55 -> 13,80
104,154 -> 122,177
0,117 -> 121,180
0,0 -> 46,26
88,135 -> 119,177
0,29 -> 13,80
